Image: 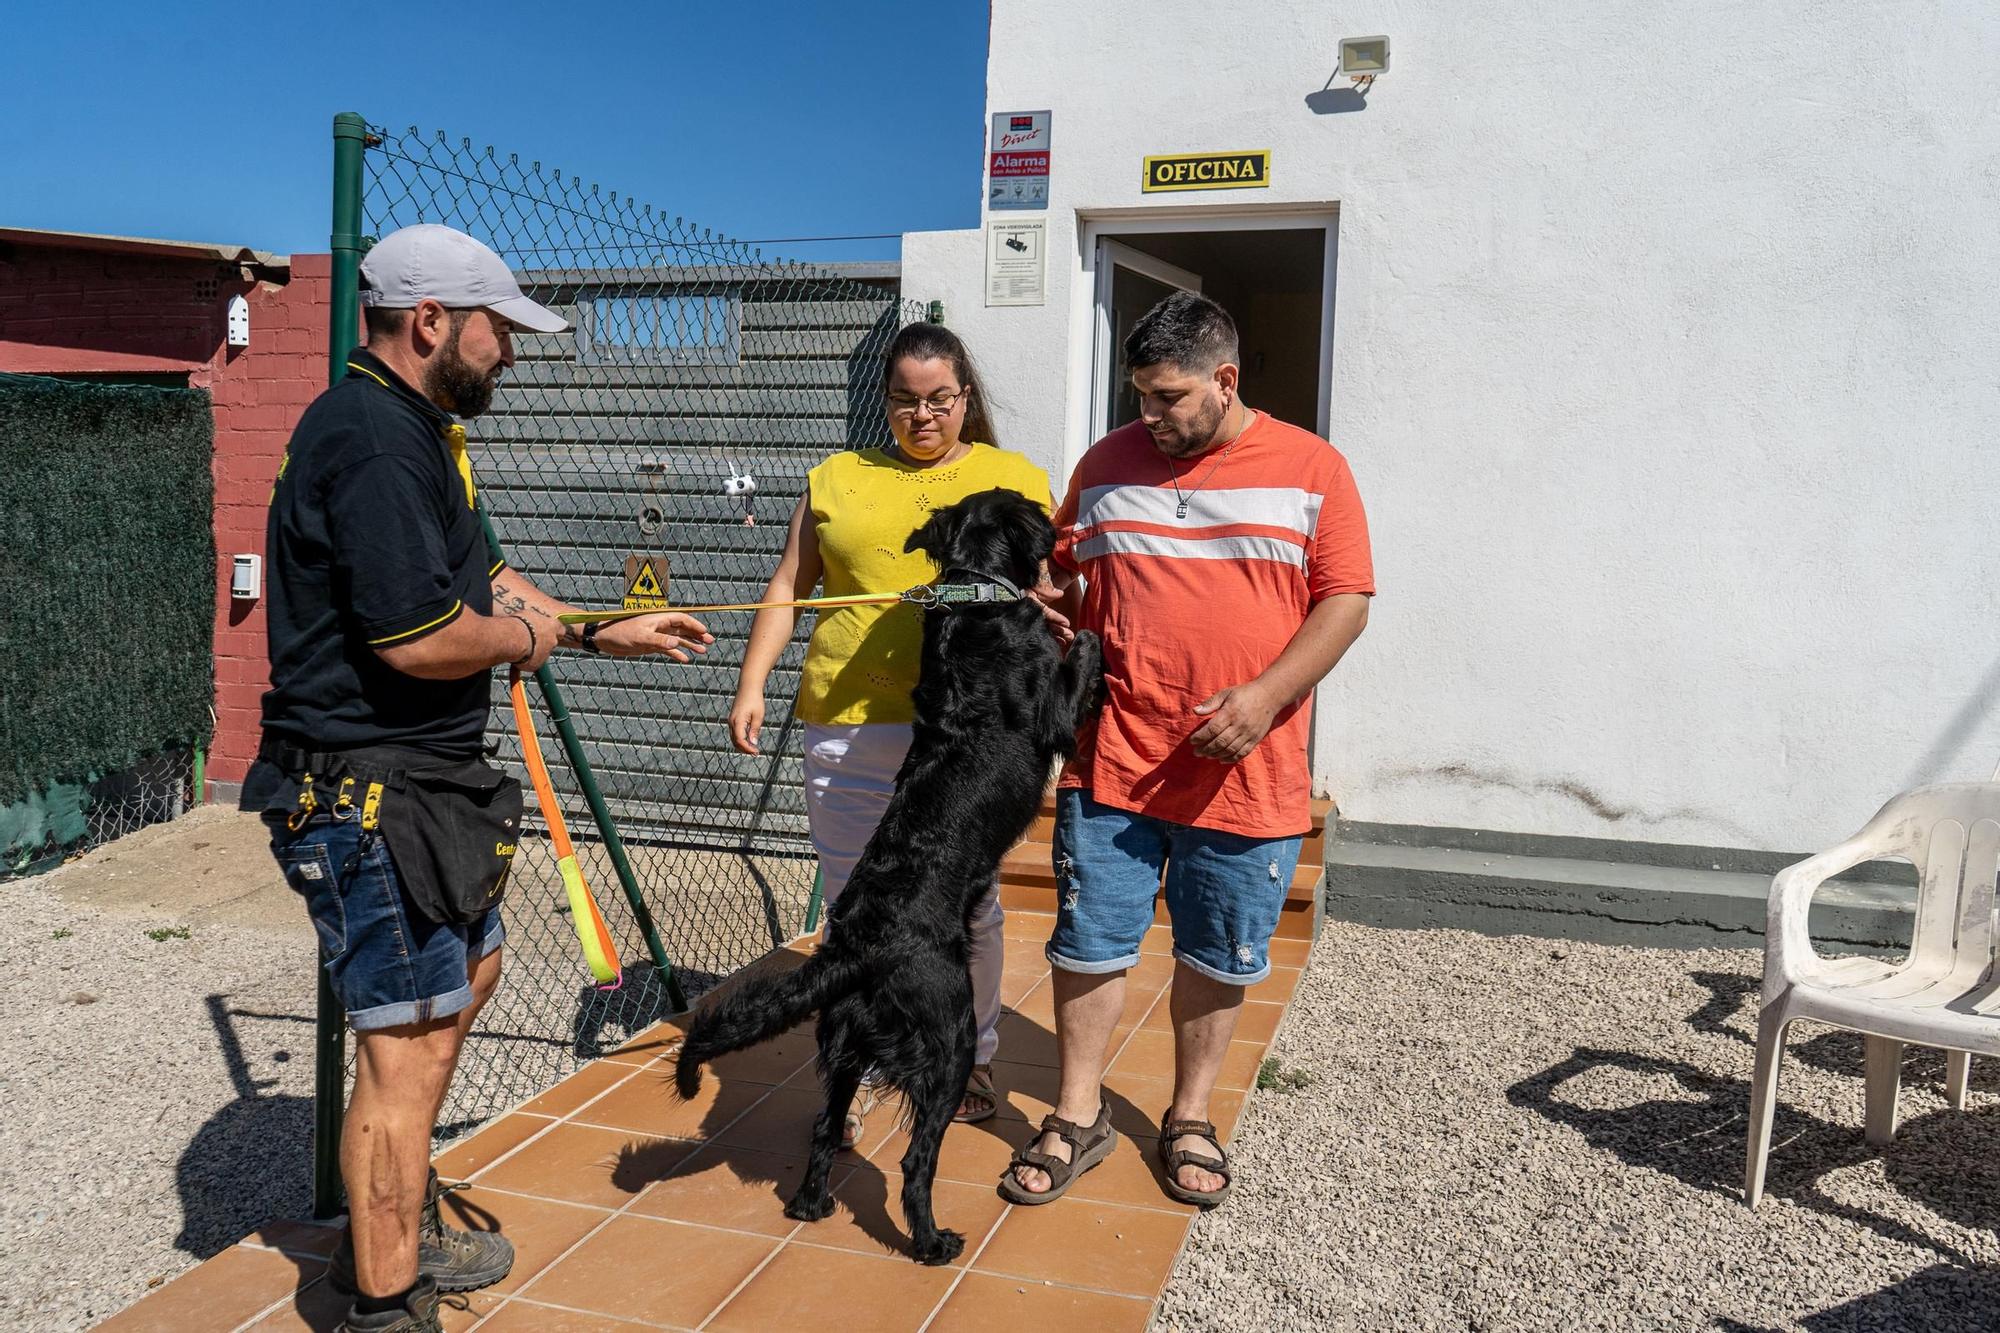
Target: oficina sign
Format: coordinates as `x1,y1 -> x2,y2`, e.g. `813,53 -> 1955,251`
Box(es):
1141,150 -> 1272,193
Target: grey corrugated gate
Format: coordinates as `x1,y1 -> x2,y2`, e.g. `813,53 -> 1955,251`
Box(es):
482,263 -> 902,857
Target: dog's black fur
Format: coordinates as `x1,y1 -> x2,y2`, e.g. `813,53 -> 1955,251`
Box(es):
673,487 -> 1102,1264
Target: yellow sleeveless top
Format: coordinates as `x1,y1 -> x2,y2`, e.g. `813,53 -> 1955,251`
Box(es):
796,443 -> 1053,725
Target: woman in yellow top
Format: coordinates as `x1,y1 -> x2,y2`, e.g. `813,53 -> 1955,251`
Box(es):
729,322 -> 1052,1139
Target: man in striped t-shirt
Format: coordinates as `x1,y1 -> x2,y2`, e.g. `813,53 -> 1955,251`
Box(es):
1004,292 -> 1372,1210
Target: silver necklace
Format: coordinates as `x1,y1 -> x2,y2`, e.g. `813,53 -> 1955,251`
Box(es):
1163,432 -> 1243,519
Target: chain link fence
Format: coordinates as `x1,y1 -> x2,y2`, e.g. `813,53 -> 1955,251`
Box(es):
346,120 -> 924,1141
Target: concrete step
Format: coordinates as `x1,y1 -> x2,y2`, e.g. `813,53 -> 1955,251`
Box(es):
1323,840 -> 1917,951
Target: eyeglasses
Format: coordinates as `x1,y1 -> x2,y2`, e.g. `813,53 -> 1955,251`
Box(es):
885,388 -> 967,418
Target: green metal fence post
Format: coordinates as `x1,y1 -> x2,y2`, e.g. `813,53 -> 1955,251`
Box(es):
474,504 -> 689,1012
803,866 -> 825,935
311,109 -> 370,1222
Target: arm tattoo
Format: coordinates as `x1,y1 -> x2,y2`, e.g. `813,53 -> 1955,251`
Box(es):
494,574 -> 583,647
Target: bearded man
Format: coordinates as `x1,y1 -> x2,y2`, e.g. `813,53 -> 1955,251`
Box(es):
243,224 -> 711,1332
1004,291 -> 1374,1211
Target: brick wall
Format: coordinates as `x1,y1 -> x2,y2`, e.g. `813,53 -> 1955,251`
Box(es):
0,243 -> 338,793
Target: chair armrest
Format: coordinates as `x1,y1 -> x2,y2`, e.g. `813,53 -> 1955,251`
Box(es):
1767,837 -> 1884,981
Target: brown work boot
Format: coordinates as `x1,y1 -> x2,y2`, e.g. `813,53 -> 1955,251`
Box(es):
329,1169 -> 514,1294
338,1275 -> 443,1332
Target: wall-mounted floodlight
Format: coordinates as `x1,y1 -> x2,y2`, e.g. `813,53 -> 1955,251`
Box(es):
1339,36 -> 1390,90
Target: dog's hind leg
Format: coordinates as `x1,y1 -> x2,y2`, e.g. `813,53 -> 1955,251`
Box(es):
785,1067 -> 858,1224
899,1044 -> 974,1265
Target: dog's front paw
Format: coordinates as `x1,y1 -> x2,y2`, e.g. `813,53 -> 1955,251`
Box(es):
784,1190 -> 836,1223
910,1227 -> 965,1266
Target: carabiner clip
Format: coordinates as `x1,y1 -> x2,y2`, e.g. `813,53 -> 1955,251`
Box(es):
286,773 -> 319,832
331,776 -> 358,821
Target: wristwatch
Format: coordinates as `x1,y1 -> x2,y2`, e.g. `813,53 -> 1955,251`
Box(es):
580,620 -> 606,654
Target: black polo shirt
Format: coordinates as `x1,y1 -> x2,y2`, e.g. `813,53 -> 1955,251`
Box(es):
249,349 -> 504,778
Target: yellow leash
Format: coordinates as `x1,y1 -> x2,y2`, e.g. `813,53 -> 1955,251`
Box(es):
556,591 -> 903,626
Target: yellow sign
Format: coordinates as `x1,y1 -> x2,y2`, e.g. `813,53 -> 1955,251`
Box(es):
1142,150 -> 1271,193
622,556 -> 669,610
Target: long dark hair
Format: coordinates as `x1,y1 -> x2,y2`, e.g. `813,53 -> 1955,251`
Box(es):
882,321 -> 1001,448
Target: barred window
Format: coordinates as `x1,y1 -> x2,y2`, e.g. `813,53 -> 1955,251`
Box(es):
580,292 -> 741,365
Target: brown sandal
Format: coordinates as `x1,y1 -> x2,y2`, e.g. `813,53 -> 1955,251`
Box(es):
997,1106 -> 1118,1205
1157,1117 -> 1232,1208
953,1065 -> 999,1124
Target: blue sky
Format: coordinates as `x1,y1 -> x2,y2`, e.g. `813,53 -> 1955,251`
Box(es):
2,1 -> 990,262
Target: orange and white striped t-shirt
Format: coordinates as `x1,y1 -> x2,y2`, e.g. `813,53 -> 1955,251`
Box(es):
1050,412 -> 1374,838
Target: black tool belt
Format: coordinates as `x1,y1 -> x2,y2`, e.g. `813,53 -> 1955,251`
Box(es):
259,738 -> 522,926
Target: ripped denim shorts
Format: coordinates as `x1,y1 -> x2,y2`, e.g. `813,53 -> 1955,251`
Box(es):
1044,788 -> 1302,986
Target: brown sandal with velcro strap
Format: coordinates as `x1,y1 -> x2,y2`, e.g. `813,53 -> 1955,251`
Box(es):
997,1106 -> 1118,1205
1157,1116 -> 1232,1208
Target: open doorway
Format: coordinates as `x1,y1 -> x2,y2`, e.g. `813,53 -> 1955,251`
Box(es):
1086,216 -> 1334,450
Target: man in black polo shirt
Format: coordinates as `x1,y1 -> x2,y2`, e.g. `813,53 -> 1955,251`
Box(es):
244,225 -> 713,1333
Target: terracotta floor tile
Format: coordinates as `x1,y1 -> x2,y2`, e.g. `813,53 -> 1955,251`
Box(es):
628,1144 -> 832,1236
867,1118 -> 1022,1186
435,1185 -> 611,1296
434,1113 -> 557,1181
1266,935 -> 1312,967
797,1165 -> 1007,1266
1109,1032 -> 1267,1090
1101,1073 -> 1245,1142
473,1298 -> 652,1331
1001,911 -> 1057,944
1244,966 -> 1304,1003
95,1244 -> 311,1331
703,1242 -> 957,1333
1004,986 -> 1055,1024
600,1017 -> 691,1066
995,1012 -> 1136,1068
700,1028 -> 817,1084
520,1215 -> 776,1327
927,1271 -> 1154,1333
986,1058 -> 1059,1123
477,1121 -> 696,1209
999,964 -> 1050,1005
244,1216 -> 344,1259
574,1064 -> 776,1141
973,1197 -> 1191,1297
1139,923 -> 1175,954
1140,996 -> 1285,1043
518,1059 -> 641,1118
712,1084 -> 839,1154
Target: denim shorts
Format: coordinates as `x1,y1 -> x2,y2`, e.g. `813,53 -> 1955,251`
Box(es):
267,812 -> 504,1032
1045,789 -> 1302,986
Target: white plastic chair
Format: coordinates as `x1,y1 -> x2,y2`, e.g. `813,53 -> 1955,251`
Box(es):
1744,781 -> 2000,1207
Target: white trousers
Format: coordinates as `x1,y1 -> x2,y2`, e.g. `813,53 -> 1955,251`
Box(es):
803,722 -> 1004,1066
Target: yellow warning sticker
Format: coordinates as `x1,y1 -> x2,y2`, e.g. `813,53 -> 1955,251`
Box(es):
623,556 -> 669,610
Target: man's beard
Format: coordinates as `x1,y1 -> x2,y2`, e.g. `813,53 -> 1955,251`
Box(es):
1152,393 -> 1226,458
427,320 -> 501,418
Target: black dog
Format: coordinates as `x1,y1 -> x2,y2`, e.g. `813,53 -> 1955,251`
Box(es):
674,487 -> 1102,1264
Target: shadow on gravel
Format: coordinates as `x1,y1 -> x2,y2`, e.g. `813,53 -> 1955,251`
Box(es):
173,995 -> 313,1258
1798,1262 -> 2000,1331
1509,970 -> 2000,1267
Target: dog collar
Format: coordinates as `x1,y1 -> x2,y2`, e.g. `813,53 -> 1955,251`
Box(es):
903,569 -> 1028,609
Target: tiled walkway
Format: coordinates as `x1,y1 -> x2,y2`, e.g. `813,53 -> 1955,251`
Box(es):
100,910 -> 1306,1331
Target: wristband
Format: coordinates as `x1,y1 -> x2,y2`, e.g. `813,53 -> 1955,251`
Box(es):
507,613 -> 540,668
580,620 -> 606,655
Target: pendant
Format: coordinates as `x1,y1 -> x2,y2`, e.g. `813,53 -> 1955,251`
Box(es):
1176,502 -> 1189,519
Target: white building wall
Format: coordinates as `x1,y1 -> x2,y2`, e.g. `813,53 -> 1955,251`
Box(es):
900,0 -> 2000,853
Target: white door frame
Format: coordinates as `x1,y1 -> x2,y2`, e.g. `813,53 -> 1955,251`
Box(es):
1089,239 -> 1204,445
1071,206 -> 1340,477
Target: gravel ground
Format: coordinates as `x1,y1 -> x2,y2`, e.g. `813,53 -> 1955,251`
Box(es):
1157,922 -> 2000,1332
0,819 -> 319,1332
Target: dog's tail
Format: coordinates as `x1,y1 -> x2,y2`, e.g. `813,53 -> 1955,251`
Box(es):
673,951 -> 863,1098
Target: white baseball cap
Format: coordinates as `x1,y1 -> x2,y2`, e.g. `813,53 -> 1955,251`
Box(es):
359,224 -> 570,333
